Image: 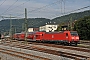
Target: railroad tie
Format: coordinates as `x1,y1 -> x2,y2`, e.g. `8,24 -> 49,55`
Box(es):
0,49 -> 33,60
87,57 -> 90,60
0,48 -> 51,60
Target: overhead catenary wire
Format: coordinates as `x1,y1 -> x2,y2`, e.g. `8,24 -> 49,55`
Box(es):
0,0 -> 31,19
48,5 -> 90,19
27,0 -> 89,19
16,0 -> 62,17
64,5 -> 90,15
1,0 -> 18,15
0,0 -> 6,7
1,0 -> 61,19
3,5 -> 90,20
0,0 -> 60,19
5,0 -> 31,13
1,0 -> 90,20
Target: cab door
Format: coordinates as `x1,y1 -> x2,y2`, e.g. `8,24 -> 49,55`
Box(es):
66,33 -> 68,39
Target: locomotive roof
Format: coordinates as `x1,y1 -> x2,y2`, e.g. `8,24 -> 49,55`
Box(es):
45,31 -> 64,33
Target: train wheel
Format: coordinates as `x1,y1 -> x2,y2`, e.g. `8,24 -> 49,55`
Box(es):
70,42 -> 77,46
74,42 -> 77,46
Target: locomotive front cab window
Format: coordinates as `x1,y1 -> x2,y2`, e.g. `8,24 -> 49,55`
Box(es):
66,33 -> 68,38
66,33 -> 68,37
70,31 -> 78,36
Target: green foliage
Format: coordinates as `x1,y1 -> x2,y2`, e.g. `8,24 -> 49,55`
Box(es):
74,16 -> 90,40
56,24 -> 62,31
56,23 -> 68,31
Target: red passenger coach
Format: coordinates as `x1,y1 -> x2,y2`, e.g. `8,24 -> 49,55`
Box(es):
13,33 -> 21,40
35,32 -> 45,40
13,32 -> 35,40
18,33 -> 25,40
13,33 -> 25,40
27,32 -> 34,39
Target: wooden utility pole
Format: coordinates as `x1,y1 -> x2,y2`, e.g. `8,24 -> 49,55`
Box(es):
25,8 -> 28,44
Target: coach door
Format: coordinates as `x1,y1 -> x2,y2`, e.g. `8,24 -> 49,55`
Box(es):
35,33 -> 43,40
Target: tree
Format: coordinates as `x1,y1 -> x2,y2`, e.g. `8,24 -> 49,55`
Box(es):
74,16 -> 90,40
56,24 -> 62,31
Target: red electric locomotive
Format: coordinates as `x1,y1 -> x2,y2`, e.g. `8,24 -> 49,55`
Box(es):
34,31 -> 79,45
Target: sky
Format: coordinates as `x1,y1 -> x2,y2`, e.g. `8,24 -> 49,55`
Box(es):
0,0 -> 90,20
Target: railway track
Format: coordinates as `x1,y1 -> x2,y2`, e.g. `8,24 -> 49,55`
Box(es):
0,50 -> 33,60
3,39 -> 90,53
13,44 -> 90,60
0,44 -> 71,60
27,42 -> 90,52
0,39 -> 90,60
78,40 -> 90,48
0,48 -> 51,60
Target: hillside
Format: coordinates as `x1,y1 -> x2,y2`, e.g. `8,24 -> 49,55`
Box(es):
52,10 -> 90,24
0,18 -> 50,33
0,10 -> 90,34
